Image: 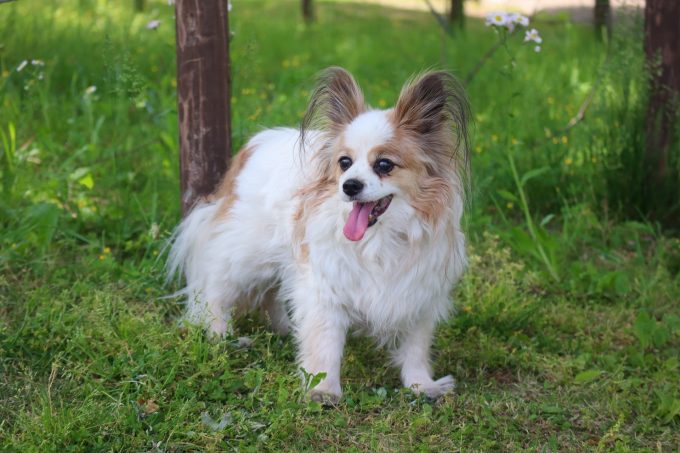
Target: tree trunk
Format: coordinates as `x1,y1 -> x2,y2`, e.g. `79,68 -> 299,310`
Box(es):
644,0 -> 680,211
302,0 -> 313,23
449,0 -> 464,28
175,0 -> 232,215
593,0 -> 611,40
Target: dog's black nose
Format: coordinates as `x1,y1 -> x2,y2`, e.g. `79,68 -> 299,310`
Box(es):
343,179 -> 364,197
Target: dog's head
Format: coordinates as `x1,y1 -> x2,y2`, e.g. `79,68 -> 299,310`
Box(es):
301,67 -> 470,242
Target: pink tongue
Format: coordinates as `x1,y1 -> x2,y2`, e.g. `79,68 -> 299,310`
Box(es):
343,202 -> 376,241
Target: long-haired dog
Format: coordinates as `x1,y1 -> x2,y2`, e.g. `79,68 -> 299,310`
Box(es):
168,67 -> 470,402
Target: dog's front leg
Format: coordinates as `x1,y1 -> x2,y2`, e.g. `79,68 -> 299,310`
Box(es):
294,302 -> 348,405
393,315 -> 455,399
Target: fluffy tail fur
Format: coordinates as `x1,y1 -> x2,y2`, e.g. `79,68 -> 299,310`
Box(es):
165,202 -> 220,323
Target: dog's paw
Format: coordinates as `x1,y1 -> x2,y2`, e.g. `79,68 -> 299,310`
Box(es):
309,389 -> 341,406
206,318 -> 233,340
410,375 -> 456,399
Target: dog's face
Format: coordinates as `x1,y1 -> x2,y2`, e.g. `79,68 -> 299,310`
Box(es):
301,68 -> 470,241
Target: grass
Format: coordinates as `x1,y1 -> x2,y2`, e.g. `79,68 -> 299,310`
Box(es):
1,0 -> 679,450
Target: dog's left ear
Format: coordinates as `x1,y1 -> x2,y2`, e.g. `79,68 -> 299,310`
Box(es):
393,71 -> 471,157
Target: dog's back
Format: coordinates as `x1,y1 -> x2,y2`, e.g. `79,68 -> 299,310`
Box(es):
167,128 -> 319,334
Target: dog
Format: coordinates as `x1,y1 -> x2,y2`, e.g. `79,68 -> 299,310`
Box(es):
167,67 -> 470,402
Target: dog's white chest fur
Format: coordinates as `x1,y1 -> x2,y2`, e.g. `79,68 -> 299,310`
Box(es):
301,200 -> 463,335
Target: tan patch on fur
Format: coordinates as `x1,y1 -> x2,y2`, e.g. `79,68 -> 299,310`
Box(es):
292,137 -> 342,263
293,176 -> 335,263
299,243 -> 310,262
211,145 -> 254,221
384,113 -> 455,227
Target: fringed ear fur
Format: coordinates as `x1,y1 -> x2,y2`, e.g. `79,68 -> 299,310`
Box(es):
393,71 -> 471,169
301,67 -> 366,140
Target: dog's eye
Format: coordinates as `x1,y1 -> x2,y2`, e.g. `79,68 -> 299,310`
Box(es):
374,158 -> 394,175
338,156 -> 353,172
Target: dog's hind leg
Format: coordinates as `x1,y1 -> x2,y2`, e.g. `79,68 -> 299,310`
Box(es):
260,291 -> 292,336
184,272 -> 243,338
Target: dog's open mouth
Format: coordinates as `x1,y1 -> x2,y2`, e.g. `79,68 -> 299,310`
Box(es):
343,195 -> 393,242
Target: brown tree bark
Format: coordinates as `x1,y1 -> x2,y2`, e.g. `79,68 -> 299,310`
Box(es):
302,0 -> 313,23
644,0 -> 680,201
449,0 -> 464,28
175,0 -> 232,215
593,0 -> 611,40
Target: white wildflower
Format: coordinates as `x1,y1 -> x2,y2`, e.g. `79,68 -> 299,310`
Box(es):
505,13 -> 521,30
85,85 -> 97,95
524,28 -> 543,44
16,60 -> 28,72
31,59 -> 45,66
534,45 -> 542,52
485,12 -> 508,27
506,13 -> 529,27
486,11 -> 529,31
146,19 -> 161,30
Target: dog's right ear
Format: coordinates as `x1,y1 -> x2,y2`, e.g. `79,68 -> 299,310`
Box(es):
302,67 -> 365,135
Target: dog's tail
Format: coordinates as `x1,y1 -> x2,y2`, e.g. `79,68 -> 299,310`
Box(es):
165,201 -> 219,295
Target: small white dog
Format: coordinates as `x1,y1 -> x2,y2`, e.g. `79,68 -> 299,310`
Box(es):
168,67 -> 470,402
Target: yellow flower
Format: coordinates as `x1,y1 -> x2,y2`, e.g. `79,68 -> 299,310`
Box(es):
564,157 -> 573,166
511,138 -> 519,145
462,305 -> 472,313
248,107 -> 262,121
103,247 -> 111,254
98,254 -> 105,260
506,202 -> 514,209
475,145 -> 482,154
378,99 -> 386,108
561,136 -> 568,144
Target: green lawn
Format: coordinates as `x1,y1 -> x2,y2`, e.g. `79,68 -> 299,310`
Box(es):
1,0 -> 679,450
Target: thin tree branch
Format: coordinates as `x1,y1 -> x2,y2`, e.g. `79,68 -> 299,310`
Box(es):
464,30 -> 519,85
424,0 -> 453,37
